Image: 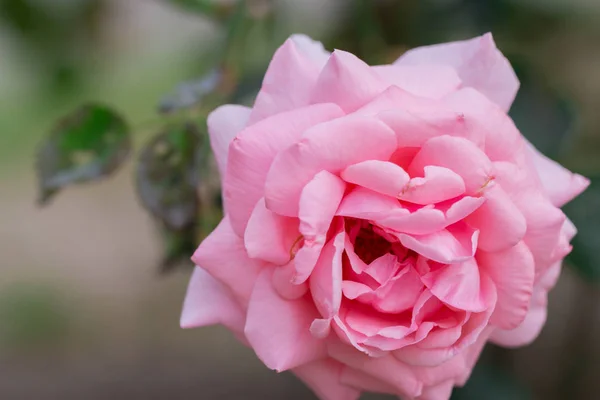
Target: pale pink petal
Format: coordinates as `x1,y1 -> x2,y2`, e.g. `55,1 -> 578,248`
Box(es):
444,87 -> 524,162
340,366 -> 398,394
409,135 -> 494,194
355,85 -> 475,148
310,230 -> 346,318
249,37 -> 328,124
272,261 -> 309,300
399,166 -> 466,204
244,269 -> 327,372
398,224 -> 479,264
365,253 -> 398,285
526,142 -> 590,207
417,380 -> 455,400
207,105 -> 251,178
421,258 -> 493,312
397,33 -> 519,111
180,267 -> 245,332
328,341 -> 424,398
373,266 -> 424,314
337,187 -> 400,220
192,217 -> 264,304
311,50 -> 387,112
244,198 -> 300,265
225,103 -> 344,236
294,359 -> 361,400
517,192 -> 567,272
341,160 -> 410,198
373,64 -> 461,99
375,196 -> 484,236
490,262 -> 561,347
464,185 -> 527,252
477,241 -> 535,330
265,115 -> 397,216
289,34 -> 330,68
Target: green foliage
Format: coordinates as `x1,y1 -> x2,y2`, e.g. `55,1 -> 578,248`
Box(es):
36,104 -> 131,205
136,123 -> 203,232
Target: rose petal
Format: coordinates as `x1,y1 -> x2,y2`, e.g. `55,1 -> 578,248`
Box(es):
399,165 -> 466,205
310,230 -> 346,318
398,224 -> 479,264
225,103 -> 344,236
397,33 -> 519,111
478,241 -> 535,329
311,50 -> 387,112
408,135 -> 494,195
293,359 -> 361,400
527,141 -> 590,207
373,64 -> 462,99
248,36 -> 329,124
464,185 -> 527,252
245,198 -> 300,265
207,105 -> 251,179
265,115 -> 396,217
180,267 -> 245,332
244,269 -> 327,372
192,217 -> 264,304
341,160 -> 410,198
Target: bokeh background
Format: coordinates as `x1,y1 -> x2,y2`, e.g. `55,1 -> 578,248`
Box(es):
1,0 -> 600,399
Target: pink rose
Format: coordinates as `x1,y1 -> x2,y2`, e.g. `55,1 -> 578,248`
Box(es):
181,33 -> 589,399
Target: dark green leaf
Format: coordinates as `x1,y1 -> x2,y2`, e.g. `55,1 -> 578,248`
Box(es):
136,123 -> 203,232
158,69 -> 225,114
36,103 -> 131,205
564,177 -> 600,283
159,224 -> 197,274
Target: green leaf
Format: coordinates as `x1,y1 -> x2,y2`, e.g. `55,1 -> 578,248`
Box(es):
159,224 -> 197,274
158,69 -> 225,114
564,177 -> 600,283
36,103 -> 131,205
135,123 -> 203,232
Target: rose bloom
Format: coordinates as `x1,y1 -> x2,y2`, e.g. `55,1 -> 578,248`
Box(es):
181,33 -> 589,399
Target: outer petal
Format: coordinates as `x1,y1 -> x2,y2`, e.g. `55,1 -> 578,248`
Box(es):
417,380 -> 454,400
192,217 -> 264,304
372,65 -> 461,99
328,342 -> 424,398
526,142 -> 590,207
477,241 -> 535,330
311,50 -> 387,113
180,267 -> 245,332
397,33 -> 519,111
293,359 -> 361,400
244,269 -> 327,372
225,103 -> 344,236
490,262 -> 561,347
265,115 -> 397,216
249,36 -> 328,124
207,105 -> 252,178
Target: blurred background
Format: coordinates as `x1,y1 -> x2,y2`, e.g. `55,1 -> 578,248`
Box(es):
1,0 -> 600,399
